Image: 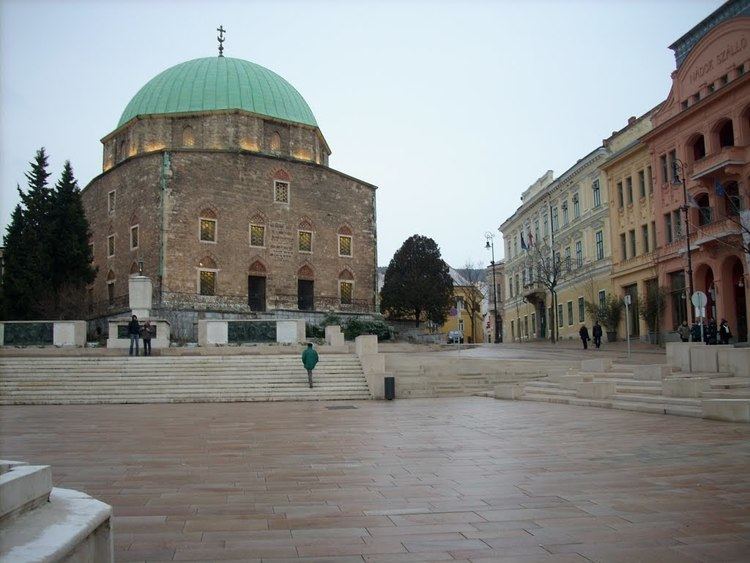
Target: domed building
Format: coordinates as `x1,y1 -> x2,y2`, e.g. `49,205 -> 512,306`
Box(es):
82,53 -> 378,339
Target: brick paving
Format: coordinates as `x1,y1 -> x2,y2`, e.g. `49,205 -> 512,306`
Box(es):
1,397 -> 749,562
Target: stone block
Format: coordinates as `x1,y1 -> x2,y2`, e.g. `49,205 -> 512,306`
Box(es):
581,358 -> 611,373
633,364 -> 671,380
355,335 -> 378,357
663,377 -> 710,398
107,319 -> 170,349
576,381 -> 616,399
52,321 -> 86,347
360,353 -> 385,375
666,342 -> 702,372
728,348 -> 750,378
128,275 -> 153,318
0,464 -> 52,519
718,346 -> 732,374
702,399 -> 750,422
325,325 -> 342,342
200,320 -> 228,346
276,320 -> 304,344
690,346 -> 719,373
494,384 -> 524,400
363,371 -> 386,400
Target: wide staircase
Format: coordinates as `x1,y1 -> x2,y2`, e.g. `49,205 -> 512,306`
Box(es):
0,354 -> 371,404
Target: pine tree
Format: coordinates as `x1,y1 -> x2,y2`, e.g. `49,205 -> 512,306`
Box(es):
48,161 -> 96,298
380,235 -> 454,327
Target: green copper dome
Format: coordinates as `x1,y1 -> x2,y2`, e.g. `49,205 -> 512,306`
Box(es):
118,57 -> 318,128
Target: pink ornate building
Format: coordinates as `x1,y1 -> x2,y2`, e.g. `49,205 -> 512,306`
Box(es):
645,8 -> 750,340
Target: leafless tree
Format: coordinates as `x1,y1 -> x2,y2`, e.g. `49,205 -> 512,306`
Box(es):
460,262 -> 487,344
521,242 -> 563,343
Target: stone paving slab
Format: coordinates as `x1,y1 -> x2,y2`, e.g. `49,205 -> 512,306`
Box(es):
1,397 -> 749,561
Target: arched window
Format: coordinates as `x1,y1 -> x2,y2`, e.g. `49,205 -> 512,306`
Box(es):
197,256 -> 217,296
338,225 -> 353,257
129,262 -> 140,275
717,120 -> 735,148
182,125 -> 195,148
199,208 -> 217,242
270,131 -> 281,151
688,134 -> 706,161
339,269 -> 354,305
298,218 -> 313,253
249,213 -> 266,248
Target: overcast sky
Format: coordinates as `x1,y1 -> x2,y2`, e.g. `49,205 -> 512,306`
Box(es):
1,0 -> 722,268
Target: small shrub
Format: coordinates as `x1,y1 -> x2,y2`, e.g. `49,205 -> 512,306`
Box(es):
306,323 -> 325,339
343,318 -> 393,341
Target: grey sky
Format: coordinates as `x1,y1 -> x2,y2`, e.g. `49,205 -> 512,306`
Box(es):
0,0 -> 722,269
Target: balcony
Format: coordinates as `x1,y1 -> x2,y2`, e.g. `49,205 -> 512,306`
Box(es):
523,281 -> 547,301
691,146 -> 748,180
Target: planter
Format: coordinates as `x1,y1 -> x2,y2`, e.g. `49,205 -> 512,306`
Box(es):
606,330 -> 618,343
647,331 -> 659,345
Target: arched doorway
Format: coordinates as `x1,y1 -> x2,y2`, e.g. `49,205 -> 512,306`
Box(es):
721,255 -> 748,343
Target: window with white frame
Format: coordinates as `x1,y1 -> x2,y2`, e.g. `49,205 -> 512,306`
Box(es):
338,235 -> 352,257
595,230 -> 604,260
573,194 -> 580,219
339,280 -> 353,304
592,180 -> 601,207
298,230 -> 312,252
200,218 -> 217,242
274,180 -> 290,204
107,234 -> 115,257
199,270 -> 216,296
108,190 -> 116,214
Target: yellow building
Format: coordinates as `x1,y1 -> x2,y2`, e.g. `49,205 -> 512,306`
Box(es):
602,110 -> 659,340
499,117 -> 651,341
441,269 -> 485,344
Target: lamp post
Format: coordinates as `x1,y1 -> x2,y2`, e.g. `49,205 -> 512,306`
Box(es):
485,232 -> 501,343
672,158 -> 695,324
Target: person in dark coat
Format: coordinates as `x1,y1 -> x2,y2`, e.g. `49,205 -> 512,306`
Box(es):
690,321 -> 702,343
707,320 -> 718,345
592,322 -> 603,349
301,343 -> 319,388
128,315 -> 140,356
719,319 -> 731,345
677,321 -> 691,343
579,325 -> 590,350
142,320 -> 154,356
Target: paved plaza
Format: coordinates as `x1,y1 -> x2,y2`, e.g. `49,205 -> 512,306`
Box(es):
2,397 -> 750,562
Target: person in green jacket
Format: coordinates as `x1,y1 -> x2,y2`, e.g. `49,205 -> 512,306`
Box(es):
301,343 -> 319,388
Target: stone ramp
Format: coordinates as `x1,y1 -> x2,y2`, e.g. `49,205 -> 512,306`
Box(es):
0,354 -> 372,404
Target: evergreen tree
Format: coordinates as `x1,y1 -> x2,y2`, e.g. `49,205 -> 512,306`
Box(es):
380,235 -> 454,326
48,161 -> 96,300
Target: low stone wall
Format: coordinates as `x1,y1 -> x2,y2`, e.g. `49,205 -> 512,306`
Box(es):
197,319 -> 306,346
0,321 -> 86,347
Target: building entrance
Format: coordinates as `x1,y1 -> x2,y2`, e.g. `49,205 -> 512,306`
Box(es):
248,276 -> 266,311
298,280 -> 314,311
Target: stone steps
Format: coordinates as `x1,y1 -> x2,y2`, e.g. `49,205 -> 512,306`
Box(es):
616,385 -> 663,395
0,354 -> 371,404
612,393 -> 700,407
710,377 -> 750,389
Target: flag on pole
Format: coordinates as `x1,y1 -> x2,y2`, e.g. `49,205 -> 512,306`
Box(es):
715,180 -> 725,196
520,233 -> 528,251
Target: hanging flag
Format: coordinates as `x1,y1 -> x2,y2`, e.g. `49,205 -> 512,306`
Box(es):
715,180 -> 725,196
520,232 -> 528,251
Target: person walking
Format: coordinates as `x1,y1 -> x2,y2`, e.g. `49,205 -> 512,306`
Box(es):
142,320 -> 153,356
579,325 -> 590,350
678,321 -> 691,343
719,319 -> 732,345
301,343 -> 319,389
128,315 -> 140,356
592,321 -> 603,349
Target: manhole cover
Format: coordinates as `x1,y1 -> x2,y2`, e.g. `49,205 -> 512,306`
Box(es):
326,405 -> 357,410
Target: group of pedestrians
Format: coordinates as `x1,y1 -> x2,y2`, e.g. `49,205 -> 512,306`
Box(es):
127,315 -> 155,356
578,321 -> 603,350
677,319 -> 732,345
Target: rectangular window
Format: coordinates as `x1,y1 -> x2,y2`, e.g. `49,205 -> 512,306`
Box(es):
551,207 -> 559,232
524,315 -> 528,337
199,270 -> 216,296
534,219 -> 540,242
543,215 -> 549,236
575,240 -> 582,267
592,180 -> 601,207
651,220 -> 657,247
274,180 -> 290,203
617,182 -> 624,207
557,303 -> 563,327
298,230 -> 312,252
565,247 -> 571,272
660,154 -> 668,184
509,278 -> 514,298
647,166 -> 653,194
673,210 -> 682,237
638,170 -> 646,198
200,218 -> 217,242
250,224 -> 265,247
340,281 -> 353,305
669,271 -> 687,327
620,233 -> 627,261
108,190 -> 116,214
629,229 -> 637,258
107,281 -> 115,305
511,320 -> 515,340
665,213 -> 673,243
642,224 -> 649,253
515,274 -> 519,296
88,242 -> 94,261
513,236 -> 518,256
130,225 -> 138,250
531,313 -> 536,336
562,202 -> 569,226
567,301 -> 573,326
626,176 -> 633,204
338,235 -> 352,257
107,234 -> 115,257
578,296 -> 585,323
573,194 -> 580,218
595,231 -> 604,260
598,290 -> 606,309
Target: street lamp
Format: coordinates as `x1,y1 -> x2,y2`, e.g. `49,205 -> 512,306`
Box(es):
485,232 -> 501,343
672,158 -> 695,324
